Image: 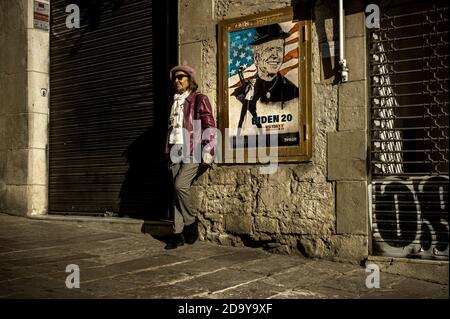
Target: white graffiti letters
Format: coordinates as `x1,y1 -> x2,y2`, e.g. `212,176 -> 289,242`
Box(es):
373,176 -> 449,259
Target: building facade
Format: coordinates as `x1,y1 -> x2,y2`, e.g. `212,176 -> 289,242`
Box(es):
0,0 -> 448,262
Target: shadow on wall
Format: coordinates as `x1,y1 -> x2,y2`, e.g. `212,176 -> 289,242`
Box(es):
308,0 -> 340,84
119,126 -> 170,221
292,0 -> 362,84
66,0 -> 125,55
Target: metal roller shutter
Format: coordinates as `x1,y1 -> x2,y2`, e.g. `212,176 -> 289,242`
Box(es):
369,0 -> 449,260
49,0 -> 176,218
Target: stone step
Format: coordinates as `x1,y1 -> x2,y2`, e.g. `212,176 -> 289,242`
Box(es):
27,214 -> 173,237
366,255 -> 448,285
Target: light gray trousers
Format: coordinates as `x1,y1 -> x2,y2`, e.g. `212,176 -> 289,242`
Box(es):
169,161 -> 200,234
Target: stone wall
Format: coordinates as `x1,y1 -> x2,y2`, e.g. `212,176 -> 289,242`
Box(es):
0,0 -> 49,216
179,0 -> 369,261
0,0 -> 369,261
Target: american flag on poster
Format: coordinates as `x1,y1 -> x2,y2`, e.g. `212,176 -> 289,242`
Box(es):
228,22 -> 300,89
228,29 -> 257,77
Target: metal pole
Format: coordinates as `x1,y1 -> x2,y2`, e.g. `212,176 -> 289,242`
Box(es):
339,0 -> 349,82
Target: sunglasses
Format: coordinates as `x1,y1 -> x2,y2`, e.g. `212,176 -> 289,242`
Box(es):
174,74 -> 189,81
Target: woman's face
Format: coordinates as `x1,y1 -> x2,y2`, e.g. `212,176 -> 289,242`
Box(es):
173,71 -> 190,93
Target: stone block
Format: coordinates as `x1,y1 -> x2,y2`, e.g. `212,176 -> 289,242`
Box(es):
5,185 -> 28,215
0,0 -> 27,30
0,0 -> 27,70
291,163 -> 327,183
27,29 -> 49,73
1,72 -> 28,114
345,12 -> 365,38
235,184 -> 255,203
279,219 -> 303,235
27,184 -> 47,216
28,71 -> 49,114
267,168 -> 291,185
296,236 -> 328,258
0,90 -> 4,117
345,36 -> 366,82
225,214 -> 252,235
328,131 -> 367,158
258,184 -> 290,212
255,216 -> 279,234
179,0 -> 213,43
296,198 -> 335,221
328,159 -> 366,181
291,181 -> 334,201
5,114 -> 29,149
0,151 -> 6,210
330,235 -> 368,261
313,83 -> 339,141
215,1 -> 289,20
28,148 -> 47,185
208,168 -> 237,185
235,169 -> 252,185
29,113 -> 48,149
339,80 -> 366,108
179,41 -> 203,87
5,149 -> 28,185
0,150 -> 6,179
339,106 -> 366,131
280,216 -> 334,238
0,117 -> 6,150
336,181 -> 368,235
0,180 -> 6,211
327,131 -> 367,181
0,31 -> 27,74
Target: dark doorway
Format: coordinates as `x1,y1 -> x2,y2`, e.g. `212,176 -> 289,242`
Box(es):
49,0 -> 177,220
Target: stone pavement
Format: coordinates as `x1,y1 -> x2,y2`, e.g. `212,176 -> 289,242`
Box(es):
0,213 -> 448,299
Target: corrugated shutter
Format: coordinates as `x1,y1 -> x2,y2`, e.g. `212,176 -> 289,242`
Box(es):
49,0 -> 175,218
369,0 -> 449,260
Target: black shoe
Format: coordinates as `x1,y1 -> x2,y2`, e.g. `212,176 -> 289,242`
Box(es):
184,220 -> 199,244
164,233 -> 185,250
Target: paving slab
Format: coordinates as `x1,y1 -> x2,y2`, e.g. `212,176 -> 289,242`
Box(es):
0,213 -> 447,299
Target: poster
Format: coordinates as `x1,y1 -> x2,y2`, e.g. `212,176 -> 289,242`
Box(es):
219,8 -> 312,162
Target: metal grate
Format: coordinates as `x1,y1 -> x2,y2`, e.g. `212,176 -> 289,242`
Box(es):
369,0 -> 449,260
49,0 -> 177,218
370,1 -> 449,176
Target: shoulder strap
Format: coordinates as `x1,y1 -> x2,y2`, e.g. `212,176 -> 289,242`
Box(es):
194,93 -> 200,120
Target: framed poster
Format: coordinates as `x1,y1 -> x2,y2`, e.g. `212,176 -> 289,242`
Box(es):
218,7 -> 312,163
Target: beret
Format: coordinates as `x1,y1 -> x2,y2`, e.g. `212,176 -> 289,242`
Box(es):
170,65 -> 196,80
